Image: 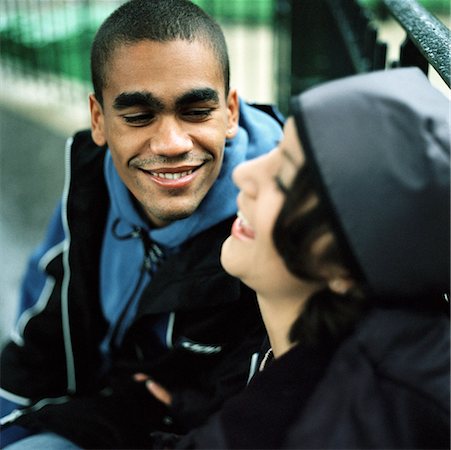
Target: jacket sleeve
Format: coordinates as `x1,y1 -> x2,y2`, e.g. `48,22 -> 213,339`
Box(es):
15,202 -> 66,327
0,201 -> 68,408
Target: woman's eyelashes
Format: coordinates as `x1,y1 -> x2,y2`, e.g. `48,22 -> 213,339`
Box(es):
273,174 -> 289,194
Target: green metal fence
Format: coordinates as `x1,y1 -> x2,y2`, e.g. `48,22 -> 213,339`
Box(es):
193,0 -> 274,24
0,1 -> 276,85
0,0 -> 449,110
0,1 -> 117,83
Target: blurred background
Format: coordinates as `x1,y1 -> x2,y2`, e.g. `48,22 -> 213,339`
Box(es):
0,0 -> 449,345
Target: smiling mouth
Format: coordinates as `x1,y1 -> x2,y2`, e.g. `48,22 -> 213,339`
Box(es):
149,169 -> 195,180
140,164 -> 205,188
233,210 -> 255,240
237,210 -> 251,228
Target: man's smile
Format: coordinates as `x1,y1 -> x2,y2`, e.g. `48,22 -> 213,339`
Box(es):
149,168 -> 195,180
137,163 -> 206,189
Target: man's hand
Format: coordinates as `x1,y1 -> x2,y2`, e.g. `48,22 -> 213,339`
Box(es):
133,373 -> 172,406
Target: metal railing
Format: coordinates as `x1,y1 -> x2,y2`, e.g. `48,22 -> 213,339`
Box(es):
383,0 -> 450,87
277,0 -> 449,112
275,0 -> 387,112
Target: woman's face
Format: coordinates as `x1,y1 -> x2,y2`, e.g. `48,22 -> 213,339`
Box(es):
221,118 -> 308,297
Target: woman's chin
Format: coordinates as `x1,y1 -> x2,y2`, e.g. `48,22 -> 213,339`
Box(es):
220,235 -> 245,279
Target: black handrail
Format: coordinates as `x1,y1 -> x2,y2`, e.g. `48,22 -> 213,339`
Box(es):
383,0 -> 450,87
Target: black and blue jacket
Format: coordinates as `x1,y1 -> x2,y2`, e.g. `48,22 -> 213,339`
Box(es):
0,100 -> 283,448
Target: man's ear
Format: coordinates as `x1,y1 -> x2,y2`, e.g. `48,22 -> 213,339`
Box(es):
89,94 -> 107,147
225,89 -> 239,139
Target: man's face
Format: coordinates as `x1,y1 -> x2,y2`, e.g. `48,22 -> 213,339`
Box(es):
90,39 -> 239,227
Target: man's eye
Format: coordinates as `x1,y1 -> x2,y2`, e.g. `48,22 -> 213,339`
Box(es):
123,113 -> 154,125
182,109 -> 213,121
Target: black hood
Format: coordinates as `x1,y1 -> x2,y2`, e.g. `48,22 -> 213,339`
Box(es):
292,68 -> 450,299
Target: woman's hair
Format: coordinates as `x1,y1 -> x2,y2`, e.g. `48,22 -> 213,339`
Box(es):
91,0 -> 230,106
273,163 -> 368,349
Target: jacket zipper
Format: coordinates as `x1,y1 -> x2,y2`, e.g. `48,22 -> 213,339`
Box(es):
110,222 -> 165,350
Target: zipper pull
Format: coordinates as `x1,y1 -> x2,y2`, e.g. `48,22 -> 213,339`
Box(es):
137,228 -> 164,273
144,242 -> 165,272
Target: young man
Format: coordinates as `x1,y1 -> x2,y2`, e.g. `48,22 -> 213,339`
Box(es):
0,1 -> 282,448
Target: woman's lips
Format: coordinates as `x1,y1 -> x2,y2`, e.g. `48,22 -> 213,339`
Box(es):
231,210 -> 255,240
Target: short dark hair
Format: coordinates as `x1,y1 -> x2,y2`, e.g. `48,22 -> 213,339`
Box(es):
91,0 -> 230,105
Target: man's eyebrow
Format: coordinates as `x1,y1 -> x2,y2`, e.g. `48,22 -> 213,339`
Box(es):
175,88 -> 219,107
113,91 -> 164,111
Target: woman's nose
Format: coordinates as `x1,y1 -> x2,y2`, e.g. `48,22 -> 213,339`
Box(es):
233,149 -> 278,196
233,157 -> 260,198
149,116 -> 193,156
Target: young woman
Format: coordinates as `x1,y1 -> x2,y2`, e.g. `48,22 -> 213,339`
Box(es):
148,67 -> 450,449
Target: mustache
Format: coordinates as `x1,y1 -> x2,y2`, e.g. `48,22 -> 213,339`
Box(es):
130,153 -> 213,168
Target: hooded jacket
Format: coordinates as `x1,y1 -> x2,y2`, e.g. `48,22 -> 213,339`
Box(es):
0,100 -> 283,448
292,67 -> 450,300
176,68 -> 450,449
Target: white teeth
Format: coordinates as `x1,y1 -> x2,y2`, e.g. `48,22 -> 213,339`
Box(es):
150,169 -> 194,180
237,210 -> 250,227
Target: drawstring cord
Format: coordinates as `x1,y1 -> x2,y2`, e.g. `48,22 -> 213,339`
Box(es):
109,219 -> 166,348
112,219 -> 165,273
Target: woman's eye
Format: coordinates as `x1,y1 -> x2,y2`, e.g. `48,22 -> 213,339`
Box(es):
123,113 -> 154,125
273,175 -> 289,194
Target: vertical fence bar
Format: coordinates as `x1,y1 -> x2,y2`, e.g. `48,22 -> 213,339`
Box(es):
274,0 -> 292,114
278,0 -> 388,110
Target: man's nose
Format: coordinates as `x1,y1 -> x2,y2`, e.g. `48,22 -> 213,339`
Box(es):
149,116 -> 193,156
